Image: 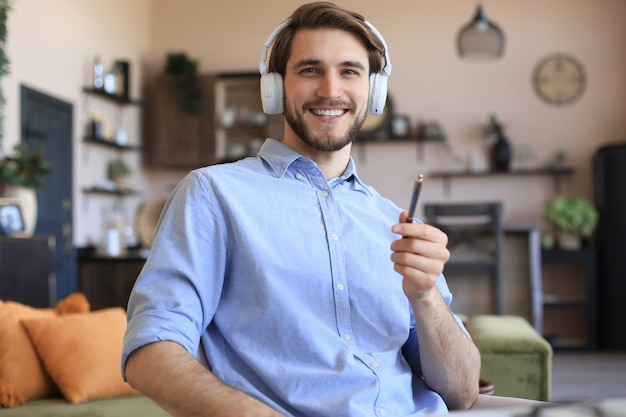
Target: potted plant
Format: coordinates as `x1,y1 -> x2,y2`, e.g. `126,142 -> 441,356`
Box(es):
0,144 -> 52,190
543,196 -> 598,250
107,157 -> 131,190
483,113 -> 511,172
0,144 -> 52,236
164,52 -> 202,115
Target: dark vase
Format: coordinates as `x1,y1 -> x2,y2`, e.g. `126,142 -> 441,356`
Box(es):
492,136 -> 511,171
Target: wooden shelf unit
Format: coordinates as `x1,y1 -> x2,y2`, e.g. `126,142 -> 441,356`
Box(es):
539,247 -> 597,349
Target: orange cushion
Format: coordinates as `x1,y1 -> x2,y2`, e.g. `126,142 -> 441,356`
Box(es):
0,300 -> 57,407
21,307 -> 139,404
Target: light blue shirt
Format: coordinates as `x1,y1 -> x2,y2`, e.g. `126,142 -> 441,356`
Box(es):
123,138 -> 462,416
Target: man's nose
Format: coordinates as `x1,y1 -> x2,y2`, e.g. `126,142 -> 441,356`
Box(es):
316,73 -> 342,98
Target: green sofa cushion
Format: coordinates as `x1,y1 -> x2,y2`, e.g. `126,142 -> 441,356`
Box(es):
0,396 -> 171,417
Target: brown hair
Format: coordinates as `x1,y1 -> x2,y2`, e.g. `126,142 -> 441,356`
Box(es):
267,2 -> 385,78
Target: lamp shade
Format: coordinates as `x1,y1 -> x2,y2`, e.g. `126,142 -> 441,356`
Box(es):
457,5 -> 505,59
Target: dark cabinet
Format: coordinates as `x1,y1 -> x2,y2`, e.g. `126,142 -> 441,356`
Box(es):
143,72 -> 283,169
78,256 -> 145,310
0,236 -> 55,307
143,74 -> 216,169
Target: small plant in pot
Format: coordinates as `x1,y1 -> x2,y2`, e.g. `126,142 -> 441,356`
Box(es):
107,158 -> 131,190
543,196 -> 598,250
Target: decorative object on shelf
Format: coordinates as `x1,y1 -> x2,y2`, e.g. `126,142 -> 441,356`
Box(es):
98,59 -> 130,99
467,146 -> 489,173
457,3 -> 505,60
0,198 -> 24,236
0,144 -> 51,237
106,158 -> 131,191
416,120 -> 446,142
483,113 -> 511,171
114,60 -> 130,101
543,196 -> 598,250
390,115 -> 411,139
164,52 -> 202,115
92,55 -> 104,90
532,53 -> 586,106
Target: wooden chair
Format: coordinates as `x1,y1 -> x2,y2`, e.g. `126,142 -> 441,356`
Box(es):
423,202 -> 505,314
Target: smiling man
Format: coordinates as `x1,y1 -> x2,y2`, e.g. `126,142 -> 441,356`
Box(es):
122,2 -> 480,416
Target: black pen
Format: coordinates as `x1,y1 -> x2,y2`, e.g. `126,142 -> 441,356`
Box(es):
406,174 -> 424,223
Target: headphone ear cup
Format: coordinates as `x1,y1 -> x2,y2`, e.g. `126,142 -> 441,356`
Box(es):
260,72 -> 284,115
368,73 -> 388,115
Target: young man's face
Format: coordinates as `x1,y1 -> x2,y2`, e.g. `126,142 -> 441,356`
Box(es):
282,28 -> 371,152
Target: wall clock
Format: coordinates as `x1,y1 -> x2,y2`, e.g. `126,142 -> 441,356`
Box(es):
532,53 -> 586,106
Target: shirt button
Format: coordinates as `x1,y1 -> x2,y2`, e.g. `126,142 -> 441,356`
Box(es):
331,233 -> 338,241
372,361 -> 380,368
295,173 -> 303,180
343,333 -> 351,341
321,191 -> 329,197
337,283 -> 344,291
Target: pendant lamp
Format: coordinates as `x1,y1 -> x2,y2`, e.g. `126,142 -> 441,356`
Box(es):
457,4 -> 505,59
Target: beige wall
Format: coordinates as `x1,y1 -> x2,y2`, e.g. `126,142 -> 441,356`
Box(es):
5,0 -> 626,246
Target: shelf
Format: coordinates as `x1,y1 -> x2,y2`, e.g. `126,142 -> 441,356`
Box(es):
539,247 -> 597,350
82,187 -> 139,196
429,167 -> 575,195
83,136 -> 140,151
545,337 -> 588,350
82,87 -> 140,105
542,297 -> 586,307
541,247 -> 595,263
430,167 -> 574,178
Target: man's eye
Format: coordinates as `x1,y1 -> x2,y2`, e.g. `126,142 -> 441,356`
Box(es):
301,68 -> 318,74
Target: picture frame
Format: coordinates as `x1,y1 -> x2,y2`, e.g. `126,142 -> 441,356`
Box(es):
390,115 -> 411,139
0,198 -> 25,236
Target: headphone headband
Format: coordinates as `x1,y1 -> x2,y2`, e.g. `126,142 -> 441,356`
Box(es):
259,19 -> 291,76
259,19 -> 392,77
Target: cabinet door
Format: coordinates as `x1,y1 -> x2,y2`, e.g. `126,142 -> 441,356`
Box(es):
0,236 -> 55,307
79,259 -> 145,310
144,75 -> 216,169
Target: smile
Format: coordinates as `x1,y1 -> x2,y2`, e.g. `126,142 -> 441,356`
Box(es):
309,108 -> 346,118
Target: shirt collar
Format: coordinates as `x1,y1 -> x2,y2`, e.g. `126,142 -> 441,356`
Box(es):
258,138 -> 372,196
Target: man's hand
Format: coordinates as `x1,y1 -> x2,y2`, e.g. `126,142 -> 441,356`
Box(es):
390,211 -> 450,301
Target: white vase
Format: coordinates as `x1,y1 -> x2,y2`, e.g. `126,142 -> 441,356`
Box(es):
2,184 -> 37,237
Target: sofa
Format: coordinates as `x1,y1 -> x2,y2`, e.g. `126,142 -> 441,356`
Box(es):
0,396 -> 170,416
0,293 -> 171,416
0,293 -> 549,415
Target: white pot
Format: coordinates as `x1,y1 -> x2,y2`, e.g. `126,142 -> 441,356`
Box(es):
2,184 -> 37,237
557,230 -> 582,250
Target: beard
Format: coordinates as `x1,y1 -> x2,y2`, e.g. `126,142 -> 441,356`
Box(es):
284,99 -> 367,152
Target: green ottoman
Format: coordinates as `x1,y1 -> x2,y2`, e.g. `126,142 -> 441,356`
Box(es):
465,315 -> 553,401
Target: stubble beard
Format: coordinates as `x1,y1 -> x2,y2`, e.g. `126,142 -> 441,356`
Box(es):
284,100 -> 367,152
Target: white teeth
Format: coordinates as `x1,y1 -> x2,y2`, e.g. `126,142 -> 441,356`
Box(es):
311,109 -> 344,117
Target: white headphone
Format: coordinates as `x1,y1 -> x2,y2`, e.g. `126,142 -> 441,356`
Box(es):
259,19 -> 392,115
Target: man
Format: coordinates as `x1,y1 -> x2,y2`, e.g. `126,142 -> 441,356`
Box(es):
123,2 -> 481,416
